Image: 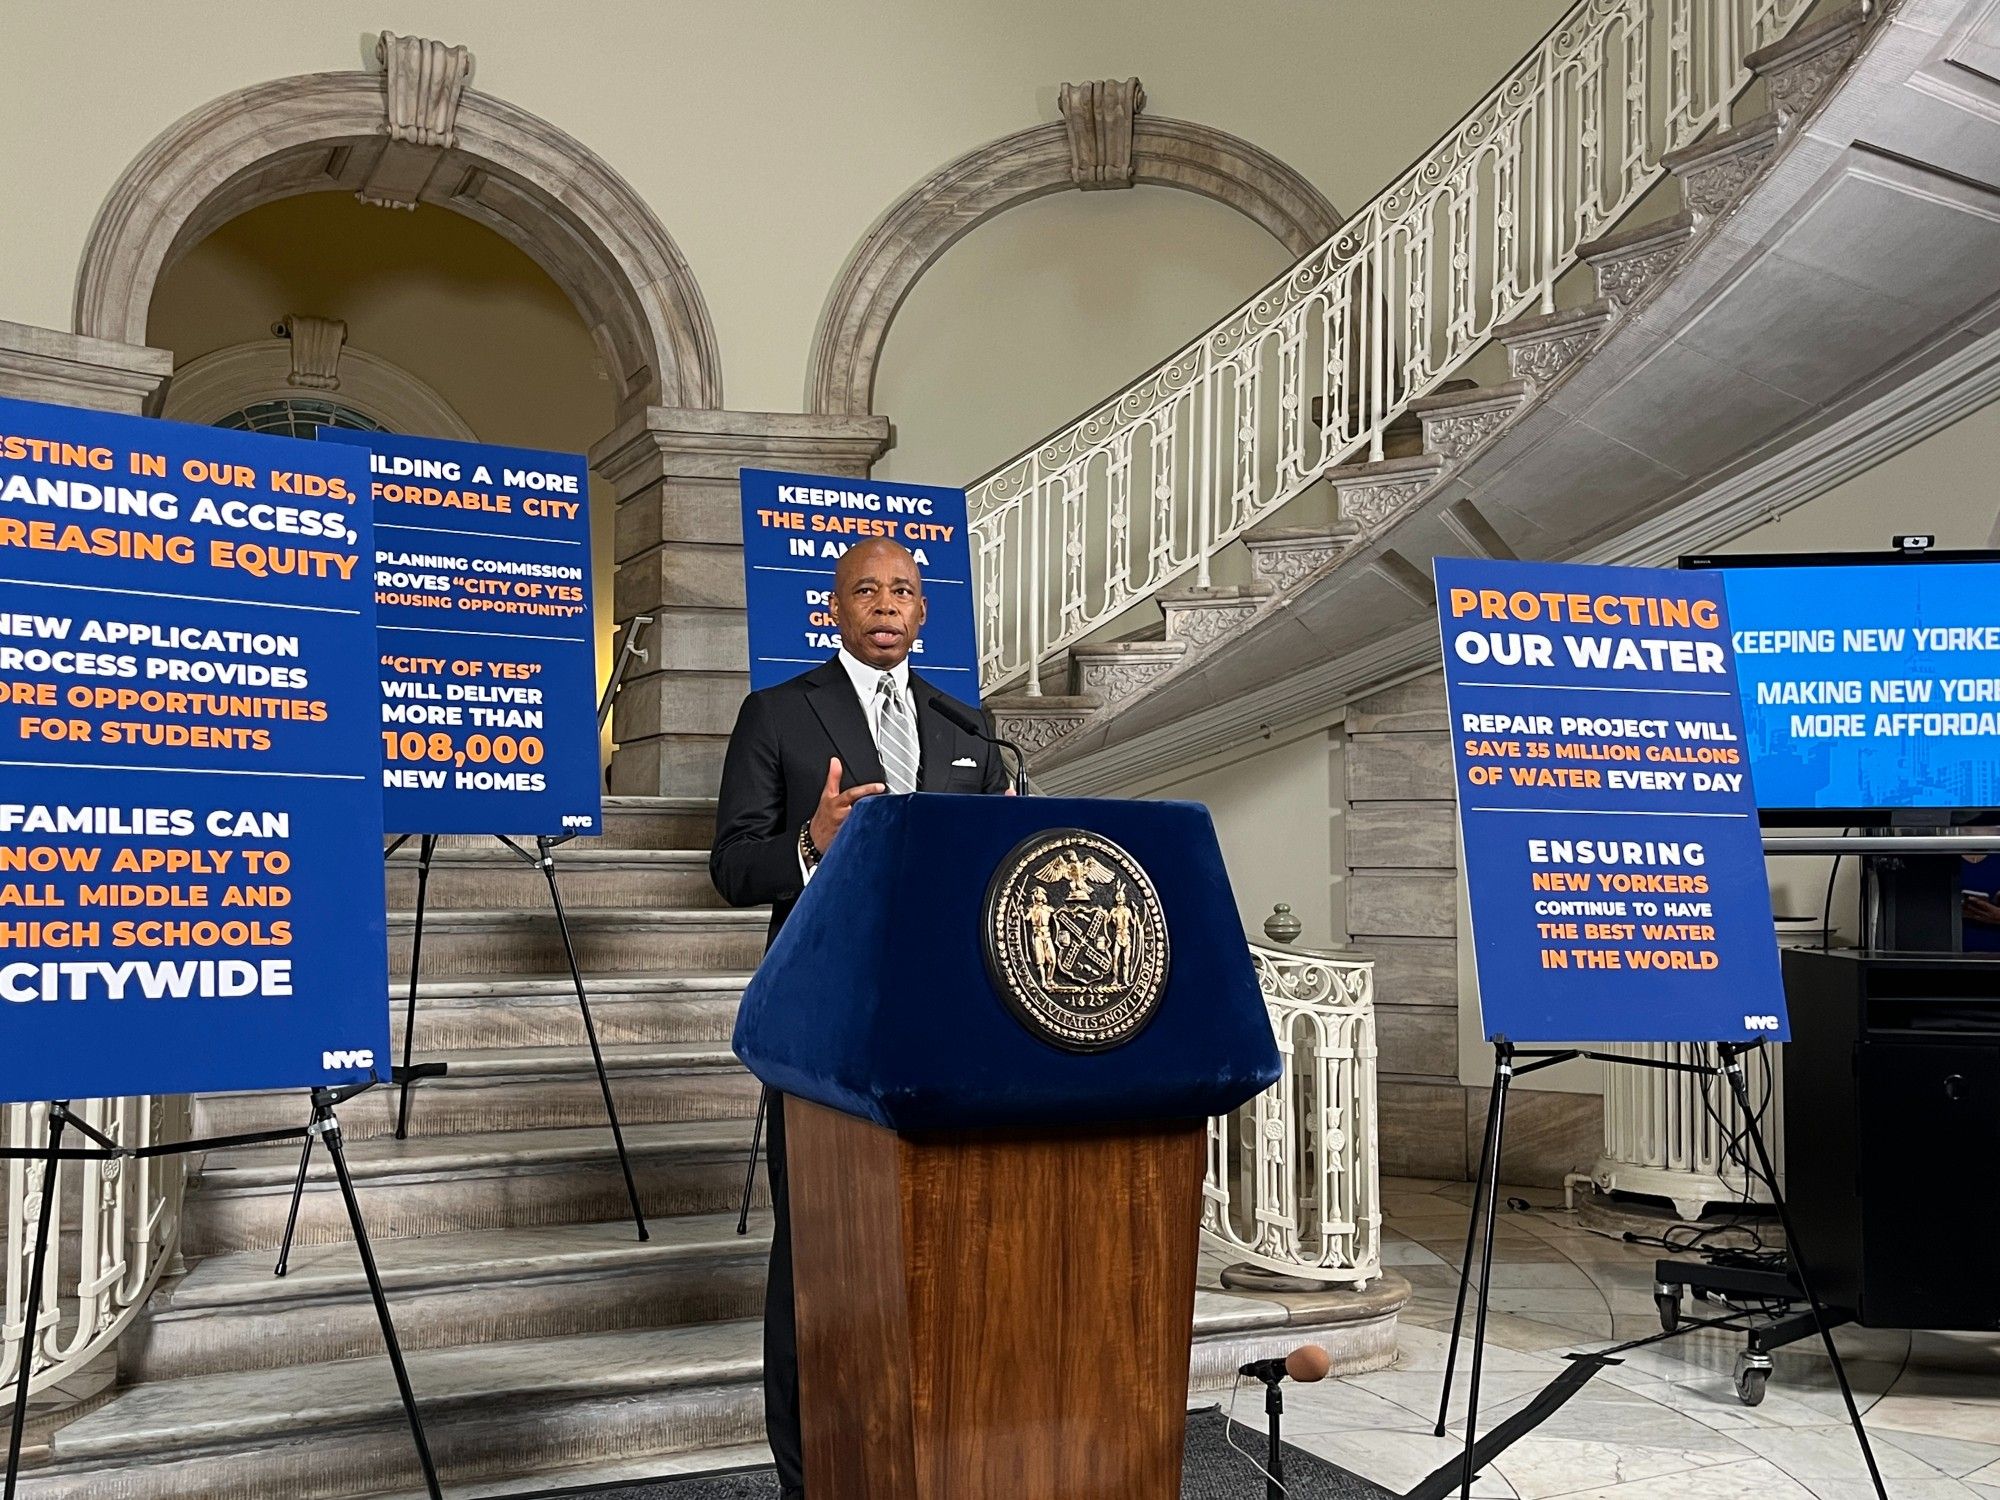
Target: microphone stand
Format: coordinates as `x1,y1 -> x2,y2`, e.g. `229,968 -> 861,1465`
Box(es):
997,734 -> 1031,796
1258,1368 -> 1287,1500
923,695 -> 1031,795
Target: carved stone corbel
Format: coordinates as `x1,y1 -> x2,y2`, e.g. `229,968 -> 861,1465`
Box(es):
281,316 -> 348,390
1058,77 -> 1145,189
357,32 -> 473,210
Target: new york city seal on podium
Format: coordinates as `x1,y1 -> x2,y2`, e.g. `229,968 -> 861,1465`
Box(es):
983,828 -> 1171,1052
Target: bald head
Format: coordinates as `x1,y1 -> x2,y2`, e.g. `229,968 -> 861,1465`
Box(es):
834,538 -> 920,592
831,538 -> 927,669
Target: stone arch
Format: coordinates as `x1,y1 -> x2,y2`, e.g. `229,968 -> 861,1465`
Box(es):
807,110 -> 1341,417
74,67 -> 721,414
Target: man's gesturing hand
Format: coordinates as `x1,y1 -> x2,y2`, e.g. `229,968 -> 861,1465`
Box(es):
809,757 -> 886,856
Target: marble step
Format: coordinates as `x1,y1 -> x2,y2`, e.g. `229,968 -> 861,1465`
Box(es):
1243,520 -> 1364,590
193,1043 -> 760,1140
1497,298 -> 1617,387
388,907 -> 768,977
388,972 -> 749,1053
1158,584 -> 1272,648
1066,638 -> 1187,708
123,1213 -> 773,1382
377,1445 -> 777,1500
386,848 -> 726,912
30,1282 -> 1404,1500
426,796 -> 716,854
1309,378 -> 1475,459
1405,379 -> 1532,461
1663,111 -> 1784,221
182,1119 -> 764,1257
1579,211 -> 1696,308
985,692 -> 1101,758
22,1323 -> 769,1500
1325,454 -> 1448,534
1746,3 -> 1869,124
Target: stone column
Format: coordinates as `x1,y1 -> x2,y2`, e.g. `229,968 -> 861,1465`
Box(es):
1345,669 -> 1601,1188
0,319 -> 173,412
1342,672 -> 1468,1179
592,407 -> 891,797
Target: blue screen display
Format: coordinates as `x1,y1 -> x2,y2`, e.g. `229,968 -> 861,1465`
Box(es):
1715,561 -> 2000,812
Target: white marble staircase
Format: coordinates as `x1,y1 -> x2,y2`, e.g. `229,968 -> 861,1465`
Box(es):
987,2 -> 1877,774
18,795 -> 1402,1499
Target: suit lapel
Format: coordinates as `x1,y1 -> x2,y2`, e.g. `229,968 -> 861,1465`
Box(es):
909,674 -> 958,792
803,658 -> 887,788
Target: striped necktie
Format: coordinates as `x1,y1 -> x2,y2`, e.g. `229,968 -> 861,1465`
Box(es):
875,673 -> 919,794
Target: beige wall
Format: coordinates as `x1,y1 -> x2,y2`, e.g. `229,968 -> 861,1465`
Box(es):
875,185 -> 1291,486
1722,395 -> 2000,555
3,0 -> 1569,422
1133,722 -> 1342,948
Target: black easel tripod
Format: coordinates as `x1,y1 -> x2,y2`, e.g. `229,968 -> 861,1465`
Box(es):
272,829 -> 650,1277
1426,1039 -> 1888,1500
354,615 -> 657,1246
3,1083 -> 442,1500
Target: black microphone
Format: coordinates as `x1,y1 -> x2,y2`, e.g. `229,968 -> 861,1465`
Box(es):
927,695 -> 1030,796
1239,1345 -> 1331,1385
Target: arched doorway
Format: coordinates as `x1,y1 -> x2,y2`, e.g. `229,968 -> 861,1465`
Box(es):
74,61 -> 720,414
806,108 -> 1340,419
144,193 -> 622,764
75,44 -> 732,788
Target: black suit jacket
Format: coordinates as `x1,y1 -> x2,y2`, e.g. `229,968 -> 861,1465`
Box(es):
710,657 -> 1009,939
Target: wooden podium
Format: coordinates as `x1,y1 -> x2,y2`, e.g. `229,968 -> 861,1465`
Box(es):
789,1102 -> 1204,1499
732,794 -> 1280,1500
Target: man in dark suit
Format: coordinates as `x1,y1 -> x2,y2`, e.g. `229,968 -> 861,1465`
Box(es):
710,537 -> 1009,1497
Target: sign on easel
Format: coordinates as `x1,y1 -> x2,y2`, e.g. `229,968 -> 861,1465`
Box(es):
0,396 -> 389,1102
1436,557 -> 1788,1043
321,428 -> 601,836
738,468 -> 980,699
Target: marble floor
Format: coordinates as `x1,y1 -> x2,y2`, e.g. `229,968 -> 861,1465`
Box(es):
1219,1177 -> 2000,1499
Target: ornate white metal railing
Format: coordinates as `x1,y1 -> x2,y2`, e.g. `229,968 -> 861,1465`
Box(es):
3,1096 -> 190,1406
969,0 -> 1815,695
1203,942 -> 1380,1287
1594,1041 -> 1783,1220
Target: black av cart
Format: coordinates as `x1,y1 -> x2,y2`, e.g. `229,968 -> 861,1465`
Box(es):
1654,947 -> 2000,1402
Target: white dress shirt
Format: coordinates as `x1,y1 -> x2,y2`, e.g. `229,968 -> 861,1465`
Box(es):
801,649 -> 913,883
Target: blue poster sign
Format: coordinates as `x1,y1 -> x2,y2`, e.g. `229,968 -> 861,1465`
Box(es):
0,395 -> 389,1102
321,429 -> 601,837
1436,557 -> 1788,1043
738,468 -> 979,698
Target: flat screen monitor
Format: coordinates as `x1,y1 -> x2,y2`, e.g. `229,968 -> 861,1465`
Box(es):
1680,549 -> 2000,824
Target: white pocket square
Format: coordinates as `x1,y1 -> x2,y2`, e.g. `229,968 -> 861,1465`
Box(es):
952,756 -> 977,767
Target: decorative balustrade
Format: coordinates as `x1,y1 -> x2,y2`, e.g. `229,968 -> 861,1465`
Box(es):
1204,942 -> 1380,1287
969,0 -> 1816,696
3,1096 -> 190,1407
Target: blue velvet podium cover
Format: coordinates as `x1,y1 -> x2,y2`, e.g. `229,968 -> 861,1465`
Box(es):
732,794 -> 1281,1133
